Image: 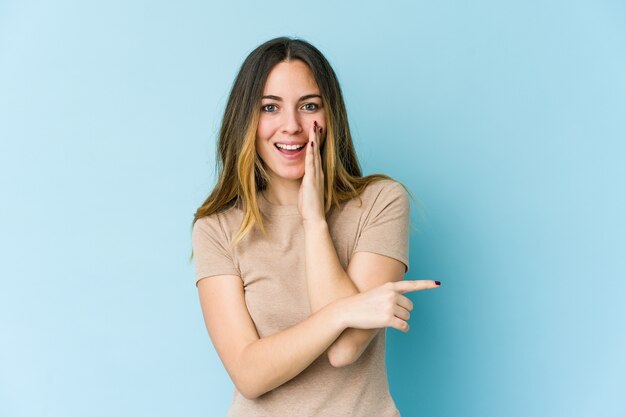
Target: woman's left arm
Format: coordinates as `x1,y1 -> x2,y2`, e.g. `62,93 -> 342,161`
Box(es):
300,123 -> 409,367
303,220 -> 406,367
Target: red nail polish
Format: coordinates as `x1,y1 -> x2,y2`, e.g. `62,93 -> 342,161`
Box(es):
435,281 -> 441,286
314,121 -> 318,128
319,127 -> 323,134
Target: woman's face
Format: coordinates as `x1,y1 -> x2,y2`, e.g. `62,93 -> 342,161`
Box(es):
256,59 -> 325,183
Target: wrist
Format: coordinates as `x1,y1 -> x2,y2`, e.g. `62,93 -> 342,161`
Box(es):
326,297 -> 349,332
303,217 -> 328,231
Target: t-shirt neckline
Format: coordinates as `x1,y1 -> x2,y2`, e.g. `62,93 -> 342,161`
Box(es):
258,191 -> 301,216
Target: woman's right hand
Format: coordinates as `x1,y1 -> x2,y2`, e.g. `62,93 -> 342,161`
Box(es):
337,280 -> 440,333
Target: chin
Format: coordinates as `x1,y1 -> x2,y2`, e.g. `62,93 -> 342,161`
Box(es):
272,167 -> 305,181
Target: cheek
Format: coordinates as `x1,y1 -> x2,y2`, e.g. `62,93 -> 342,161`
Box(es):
255,138 -> 271,163
255,131 -> 274,164
256,119 -> 276,140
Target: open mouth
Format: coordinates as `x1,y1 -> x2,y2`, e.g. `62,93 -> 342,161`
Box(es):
274,143 -> 306,158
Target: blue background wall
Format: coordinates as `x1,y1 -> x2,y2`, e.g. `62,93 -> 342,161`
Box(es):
1,1 -> 624,416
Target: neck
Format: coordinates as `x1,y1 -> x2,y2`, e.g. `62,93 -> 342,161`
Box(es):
263,177 -> 302,206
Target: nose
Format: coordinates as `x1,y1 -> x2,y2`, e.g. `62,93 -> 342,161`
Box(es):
281,108 -> 303,135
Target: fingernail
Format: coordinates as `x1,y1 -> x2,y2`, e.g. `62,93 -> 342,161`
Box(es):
314,121 -> 318,128
319,127 -> 323,134
435,281 -> 441,286
311,141 -> 314,148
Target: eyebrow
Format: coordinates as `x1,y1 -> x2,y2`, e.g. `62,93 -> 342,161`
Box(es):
261,94 -> 322,101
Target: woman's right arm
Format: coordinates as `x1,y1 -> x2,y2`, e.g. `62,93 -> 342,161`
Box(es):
197,274 -> 347,400
197,274 -> 433,400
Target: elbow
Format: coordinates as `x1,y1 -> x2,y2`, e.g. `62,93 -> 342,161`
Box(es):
234,376 -> 262,400
233,368 -> 271,400
327,343 -> 357,368
233,370 -> 266,400
238,387 -> 261,401
231,345 -> 265,400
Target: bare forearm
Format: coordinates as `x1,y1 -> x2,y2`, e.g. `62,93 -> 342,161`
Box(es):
237,300 -> 346,399
302,220 -> 373,367
303,220 -> 359,312
325,327 -> 379,366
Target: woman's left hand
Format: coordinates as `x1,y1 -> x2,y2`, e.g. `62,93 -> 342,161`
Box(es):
298,121 -> 325,224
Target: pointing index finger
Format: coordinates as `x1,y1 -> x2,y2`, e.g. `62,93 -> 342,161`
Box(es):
395,280 -> 441,294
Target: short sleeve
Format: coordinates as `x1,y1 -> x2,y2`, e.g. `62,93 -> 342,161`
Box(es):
353,181 -> 410,273
191,214 -> 240,287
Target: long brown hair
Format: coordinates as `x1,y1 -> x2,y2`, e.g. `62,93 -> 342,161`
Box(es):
191,37 -> 415,260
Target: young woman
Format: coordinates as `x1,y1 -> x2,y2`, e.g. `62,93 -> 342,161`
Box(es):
191,36 -> 440,417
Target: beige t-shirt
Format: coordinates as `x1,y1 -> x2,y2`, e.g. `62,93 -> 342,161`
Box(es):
192,179 -> 410,417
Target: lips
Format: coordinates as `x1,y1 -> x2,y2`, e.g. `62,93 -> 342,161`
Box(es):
274,142 -> 307,147
274,142 -> 306,159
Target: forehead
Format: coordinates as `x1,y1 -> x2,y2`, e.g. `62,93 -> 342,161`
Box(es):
263,60 -> 319,94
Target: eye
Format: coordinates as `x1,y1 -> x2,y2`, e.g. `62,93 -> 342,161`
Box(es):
262,104 -> 277,112
302,103 -> 319,111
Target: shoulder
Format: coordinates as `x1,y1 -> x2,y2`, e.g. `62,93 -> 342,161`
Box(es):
192,205 -> 242,242
192,214 -> 224,249
365,178 -> 405,194
359,178 -> 408,207
337,178 -> 408,216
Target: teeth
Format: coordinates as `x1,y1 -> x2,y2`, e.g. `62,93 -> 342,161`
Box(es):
276,143 -> 305,150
